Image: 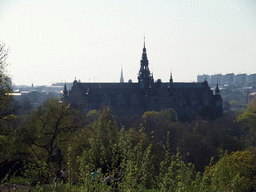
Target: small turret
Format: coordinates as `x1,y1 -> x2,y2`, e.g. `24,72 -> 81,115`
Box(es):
151,72 -> 154,83
73,77 -> 78,86
63,83 -> 68,96
213,83 -> 222,117
203,78 -> 208,87
215,83 -> 220,95
170,72 -> 173,84
63,83 -> 68,102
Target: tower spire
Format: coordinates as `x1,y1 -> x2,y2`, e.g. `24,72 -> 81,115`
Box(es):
144,35 -> 145,48
120,67 -> 124,83
143,35 -> 146,53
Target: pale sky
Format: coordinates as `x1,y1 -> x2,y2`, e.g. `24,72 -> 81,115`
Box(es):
0,0 -> 256,86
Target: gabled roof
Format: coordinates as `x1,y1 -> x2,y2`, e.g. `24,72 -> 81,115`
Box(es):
76,82 -> 206,90
78,82 -> 139,89
76,83 -> 139,95
162,82 -> 205,89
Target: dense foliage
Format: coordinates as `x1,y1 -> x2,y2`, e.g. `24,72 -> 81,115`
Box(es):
1,98 -> 256,191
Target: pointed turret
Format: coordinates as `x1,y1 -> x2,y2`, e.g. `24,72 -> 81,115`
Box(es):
203,78 -> 208,87
73,77 -> 78,86
63,83 -> 68,96
120,67 -> 124,83
213,83 -> 223,117
138,36 -> 152,88
63,83 -> 68,102
215,83 -> 220,95
170,72 -> 173,84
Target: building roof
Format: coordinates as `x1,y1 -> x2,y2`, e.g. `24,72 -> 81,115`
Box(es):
73,81 -> 208,96
248,92 -> 256,96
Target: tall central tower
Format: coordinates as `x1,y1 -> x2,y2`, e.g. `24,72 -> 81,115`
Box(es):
138,37 -> 153,88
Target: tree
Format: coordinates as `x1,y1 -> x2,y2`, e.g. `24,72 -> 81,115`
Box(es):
0,42 -> 13,118
0,115 -> 19,163
236,98 -> 256,147
157,108 -> 178,125
229,100 -> 238,106
86,107 -> 119,173
17,97 -> 32,115
17,98 -> 84,161
0,43 -> 19,180
204,151 -> 256,191
87,109 -> 99,123
141,111 -> 158,132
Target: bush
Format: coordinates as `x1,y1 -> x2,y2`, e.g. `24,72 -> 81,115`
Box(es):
23,161 -> 54,185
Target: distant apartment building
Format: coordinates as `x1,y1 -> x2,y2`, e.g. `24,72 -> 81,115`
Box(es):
222,73 -> 234,85
236,74 -> 247,85
247,92 -> 256,104
197,73 -> 249,86
249,74 -> 256,84
211,74 -> 222,85
197,74 -> 211,84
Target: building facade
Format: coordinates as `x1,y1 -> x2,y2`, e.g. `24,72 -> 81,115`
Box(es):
197,74 -> 211,84
249,74 -> 256,84
211,74 -> 222,85
64,42 -> 222,121
236,74 -> 247,85
222,73 -> 235,85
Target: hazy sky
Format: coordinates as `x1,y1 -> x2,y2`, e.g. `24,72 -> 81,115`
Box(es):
1,0 -> 256,86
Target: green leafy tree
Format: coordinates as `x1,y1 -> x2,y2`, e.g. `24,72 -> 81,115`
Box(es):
0,42 -> 13,118
157,108 -> 178,125
141,109 -> 178,137
204,150 -> 256,191
87,107 -> 118,173
230,100 -> 238,105
18,97 -> 32,114
141,111 -> 158,132
117,128 -> 154,190
236,98 -> 256,147
0,43 -> 19,181
0,115 -> 19,163
156,108 -> 179,152
17,98 -> 84,161
86,109 -> 99,123
157,151 -> 198,191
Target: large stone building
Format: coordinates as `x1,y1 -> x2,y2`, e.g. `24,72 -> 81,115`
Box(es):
64,41 -> 222,121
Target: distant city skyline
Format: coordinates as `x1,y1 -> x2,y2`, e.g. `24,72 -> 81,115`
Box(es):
1,0 -> 256,86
